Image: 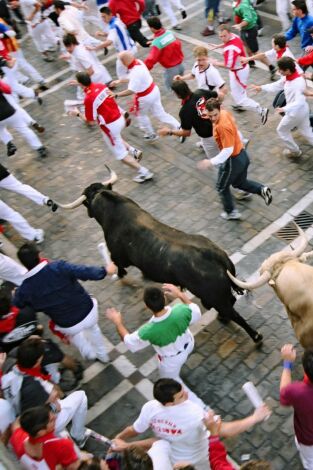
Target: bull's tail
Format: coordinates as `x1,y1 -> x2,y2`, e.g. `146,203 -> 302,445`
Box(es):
230,282 -> 245,297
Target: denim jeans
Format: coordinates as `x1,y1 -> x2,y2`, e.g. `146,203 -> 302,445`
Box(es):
216,149 -> 263,213
204,0 -> 220,18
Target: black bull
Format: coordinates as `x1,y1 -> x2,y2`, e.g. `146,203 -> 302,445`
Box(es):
83,183 -> 262,344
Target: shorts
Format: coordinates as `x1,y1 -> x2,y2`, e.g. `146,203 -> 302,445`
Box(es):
240,26 -> 259,53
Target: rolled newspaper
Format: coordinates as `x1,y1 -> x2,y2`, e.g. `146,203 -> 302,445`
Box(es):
97,242 -> 118,280
242,381 -> 264,409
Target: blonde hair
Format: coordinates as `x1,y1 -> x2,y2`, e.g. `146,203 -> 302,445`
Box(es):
193,46 -> 209,58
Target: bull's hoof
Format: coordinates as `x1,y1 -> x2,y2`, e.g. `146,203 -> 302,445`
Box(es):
253,332 -> 263,346
217,314 -> 230,325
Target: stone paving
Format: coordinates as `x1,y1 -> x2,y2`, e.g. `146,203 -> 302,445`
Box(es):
1,1 -> 313,468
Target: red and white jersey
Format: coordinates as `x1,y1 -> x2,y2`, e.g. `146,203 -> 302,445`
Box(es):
223,34 -> 246,71
84,83 -> 121,125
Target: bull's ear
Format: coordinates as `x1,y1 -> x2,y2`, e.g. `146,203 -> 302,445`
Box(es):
82,200 -> 95,218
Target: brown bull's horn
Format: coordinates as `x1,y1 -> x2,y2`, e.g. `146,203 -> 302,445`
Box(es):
56,195 -> 87,210
102,165 -> 117,186
227,270 -> 271,290
290,223 -> 308,258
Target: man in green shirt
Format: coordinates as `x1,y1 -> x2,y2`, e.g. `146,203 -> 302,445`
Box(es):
232,0 -> 260,66
106,283 -> 206,408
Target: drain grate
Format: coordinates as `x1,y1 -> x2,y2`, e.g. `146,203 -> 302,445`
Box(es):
274,211 -> 313,243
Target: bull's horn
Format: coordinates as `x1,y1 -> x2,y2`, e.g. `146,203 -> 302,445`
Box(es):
290,223 -> 308,258
102,165 -> 117,186
56,195 -> 87,210
227,270 -> 271,290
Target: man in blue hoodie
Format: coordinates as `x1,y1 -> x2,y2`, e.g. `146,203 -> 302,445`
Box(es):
285,0 -> 313,50
13,243 -> 116,363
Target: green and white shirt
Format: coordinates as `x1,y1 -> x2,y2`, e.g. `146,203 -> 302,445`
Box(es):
124,303 -> 201,356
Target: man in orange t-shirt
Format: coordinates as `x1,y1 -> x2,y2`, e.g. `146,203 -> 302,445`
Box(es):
197,99 -> 272,220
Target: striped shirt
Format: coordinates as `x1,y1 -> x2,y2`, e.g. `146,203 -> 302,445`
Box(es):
107,16 -> 136,52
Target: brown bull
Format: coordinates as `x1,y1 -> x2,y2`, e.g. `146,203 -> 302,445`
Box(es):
227,225 -> 313,348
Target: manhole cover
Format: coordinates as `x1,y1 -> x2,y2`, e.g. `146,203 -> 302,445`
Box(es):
275,211 -> 313,243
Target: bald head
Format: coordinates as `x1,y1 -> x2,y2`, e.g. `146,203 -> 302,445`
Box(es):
118,51 -> 135,66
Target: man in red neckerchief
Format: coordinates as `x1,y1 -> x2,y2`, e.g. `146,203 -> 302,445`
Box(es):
71,71 -> 153,184
113,51 -> 180,156
280,344 -> 313,469
208,23 -> 269,122
251,56 -> 313,158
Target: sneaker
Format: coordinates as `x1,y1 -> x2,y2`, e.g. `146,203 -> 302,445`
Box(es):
156,4 -> 161,15
129,148 -> 142,162
38,81 -> 49,91
96,353 -> 110,364
179,135 -> 186,143
46,199 -> 58,212
37,147 -> 47,158
34,229 -> 44,244
143,133 -> 159,142
249,60 -> 257,68
34,90 -> 43,105
232,105 -> 246,113
181,9 -> 187,19
260,186 -> 272,206
31,122 -> 45,133
282,148 -> 302,158
124,112 -> 131,127
133,171 -> 154,183
173,24 -> 182,30
201,27 -> 215,36
257,27 -> 264,37
196,141 -> 204,149
235,190 -> 252,201
220,210 -> 242,220
260,107 -> 269,125
72,429 -> 92,449
7,141 -> 17,157
42,52 -> 54,62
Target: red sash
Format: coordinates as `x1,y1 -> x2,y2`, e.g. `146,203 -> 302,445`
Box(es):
131,82 -> 156,115
232,64 -> 248,89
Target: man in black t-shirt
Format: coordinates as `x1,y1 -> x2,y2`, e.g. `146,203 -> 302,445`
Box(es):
158,80 -> 219,159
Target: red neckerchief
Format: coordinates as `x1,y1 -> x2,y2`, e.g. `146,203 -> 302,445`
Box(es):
286,71 -> 301,81
276,46 -> 287,59
127,59 -> 141,70
28,431 -> 55,445
304,373 -> 312,384
154,28 -> 165,37
17,364 -> 51,382
181,94 -> 192,105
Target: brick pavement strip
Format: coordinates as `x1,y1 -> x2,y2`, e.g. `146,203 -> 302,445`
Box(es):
1,3 -> 312,469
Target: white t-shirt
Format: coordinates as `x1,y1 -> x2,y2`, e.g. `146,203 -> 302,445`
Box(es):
128,60 -> 153,93
70,44 -> 111,83
191,62 -> 225,91
59,6 -> 89,42
133,399 -> 209,467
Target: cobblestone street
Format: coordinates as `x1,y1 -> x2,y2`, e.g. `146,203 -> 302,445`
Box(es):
1,1 -> 313,468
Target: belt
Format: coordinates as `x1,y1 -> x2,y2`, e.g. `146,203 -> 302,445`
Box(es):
158,342 -> 189,361
231,65 -> 247,89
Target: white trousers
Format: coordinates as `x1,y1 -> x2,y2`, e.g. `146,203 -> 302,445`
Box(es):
0,253 -> 26,285
101,115 -> 128,160
3,67 -> 35,100
229,68 -> 261,113
0,110 -> 42,149
55,298 -> 108,361
159,0 -> 184,27
137,85 -> 180,135
276,0 -> 291,31
0,174 -> 47,206
148,440 -> 173,470
158,337 -> 206,409
56,391 -> 87,442
296,437 -> 313,470
277,107 -> 313,152
28,19 -> 57,53
12,49 -> 44,84
0,200 -> 39,241
307,0 -> 313,16
201,136 -> 219,159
